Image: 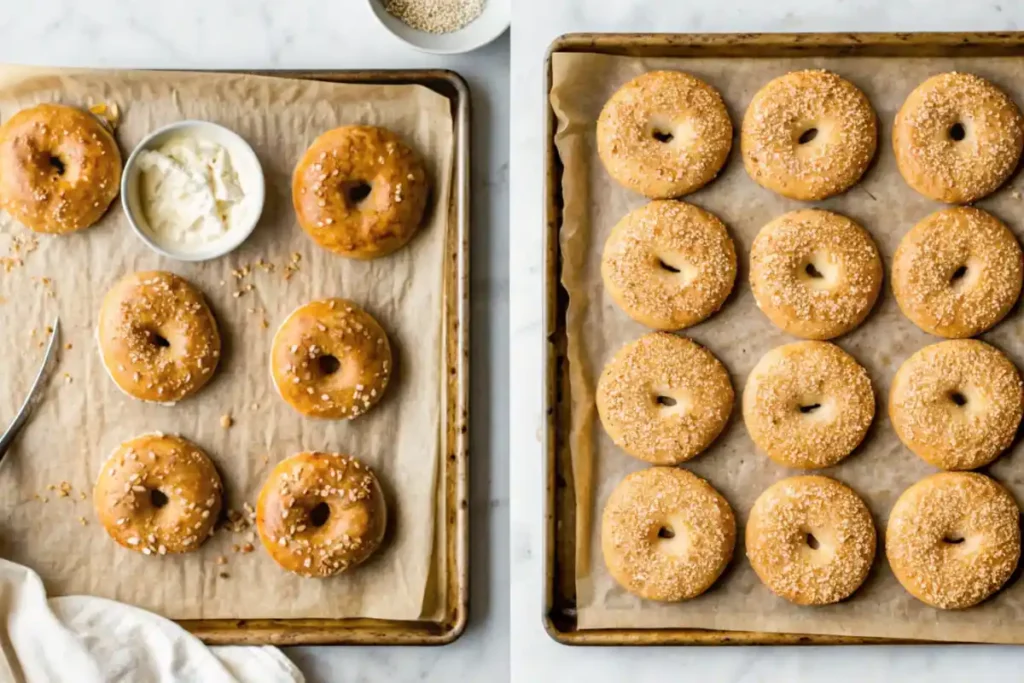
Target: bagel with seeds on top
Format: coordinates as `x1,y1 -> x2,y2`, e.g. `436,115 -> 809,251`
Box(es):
596,332 -> 734,465
742,70 -> 877,201
597,70 -> 733,198
750,209 -> 883,340
894,72 -> 1023,204
601,199 -> 736,330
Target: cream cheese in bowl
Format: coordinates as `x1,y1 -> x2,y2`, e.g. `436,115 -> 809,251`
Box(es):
122,121 -> 264,261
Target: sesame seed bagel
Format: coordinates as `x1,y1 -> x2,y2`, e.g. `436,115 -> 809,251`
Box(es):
746,476 -> 876,605
893,207 -> 1022,339
887,472 -> 1020,609
596,332 -> 734,465
601,467 -> 735,602
890,340 -> 1023,471
292,125 -> 429,259
750,209 -> 883,340
94,433 -> 223,556
894,72 -> 1024,204
271,298 -> 392,420
743,342 -> 874,470
742,70 -> 877,201
601,200 -> 736,330
98,271 -> 221,403
256,451 -> 387,578
0,103 -> 121,234
596,70 -> 732,198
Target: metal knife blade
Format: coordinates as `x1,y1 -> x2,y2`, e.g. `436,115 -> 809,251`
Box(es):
0,317 -> 60,464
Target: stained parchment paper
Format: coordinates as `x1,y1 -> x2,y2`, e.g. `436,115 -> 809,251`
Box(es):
0,67 -> 453,621
553,51 -> 1024,643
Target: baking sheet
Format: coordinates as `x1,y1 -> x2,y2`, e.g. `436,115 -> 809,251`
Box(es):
0,66 -> 453,621
553,51 -> 1024,644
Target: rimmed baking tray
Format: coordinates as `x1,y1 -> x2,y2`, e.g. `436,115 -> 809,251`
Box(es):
543,32 -> 1024,646
160,69 -> 470,646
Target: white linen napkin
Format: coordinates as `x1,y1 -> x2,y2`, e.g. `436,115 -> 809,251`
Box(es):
0,558 -> 303,682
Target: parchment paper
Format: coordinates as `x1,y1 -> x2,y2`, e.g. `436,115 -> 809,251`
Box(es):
0,67 -> 453,621
553,52 -> 1024,643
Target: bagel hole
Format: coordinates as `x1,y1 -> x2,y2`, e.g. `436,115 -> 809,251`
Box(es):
798,128 -> 819,145
806,533 -> 820,550
309,502 -> 331,528
149,489 -> 168,509
657,526 -> 675,539
950,392 -> 968,407
317,354 -> 341,376
48,155 -> 66,175
799,403 -> 822,414
943,534 -> 965,545
805,262 -> 824,279
950,123 -> 966,141
342,180 -> 372,206
658,259 -> 681,274
656,395 -> 678,407
148,331 -> 171,349
951,265 -> 968,283
652,129 -> 674,143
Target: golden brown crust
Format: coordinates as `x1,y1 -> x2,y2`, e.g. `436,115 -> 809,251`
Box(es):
746,476 -> 875,606
256,451 -> 387,578
601,200 -> 736,330
886,472 -> 1020,609
742,70 -> 877,201
98,271 -> 221,403
892,207 -> 1022,339
292,125 -> 429,259
601,467 -> 735,602
271,298 -> 392,420
94,433 -> 222,555
894,72 -> 1024,204
596,70 -> 732,198
743,342 -> 874,469
889,340 -> 1023,471
0,103 -> 121,234
750,209 -> 883,340
596,332 -> 734,465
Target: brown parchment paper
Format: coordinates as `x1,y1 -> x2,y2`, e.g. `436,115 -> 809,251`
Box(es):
0,67 -> 453,621
553,51 -> 1024,644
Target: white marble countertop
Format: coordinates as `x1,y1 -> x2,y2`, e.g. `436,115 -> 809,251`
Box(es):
0,2 -> 508,681
510,2 -> 1024,682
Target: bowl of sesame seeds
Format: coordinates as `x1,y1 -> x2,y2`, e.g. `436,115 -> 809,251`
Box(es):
368,0 -> 509,55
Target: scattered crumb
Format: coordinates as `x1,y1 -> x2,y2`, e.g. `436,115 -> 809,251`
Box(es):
231,543 -> 240,553
64,343 -> 73,350
216,555 -> 228,566
34,277 -> 56,299
219,572 -> 230,579
1014,189 -> 1022,200
63,373 -> 72,384
79,492 -> 87,501
220,414 -> 233,429
241,543 -> 254,554
78,516 -> 87,526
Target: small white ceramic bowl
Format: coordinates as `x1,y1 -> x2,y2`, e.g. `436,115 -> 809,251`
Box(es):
121,120 -> 265,262
367,0 -> 509,55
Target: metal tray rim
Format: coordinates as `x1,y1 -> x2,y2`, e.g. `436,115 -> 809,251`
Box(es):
542,30 -> 1024,647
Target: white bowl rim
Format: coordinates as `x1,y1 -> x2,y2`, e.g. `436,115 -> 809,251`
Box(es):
120,119 -> 265,263
365,0 -> 509,55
